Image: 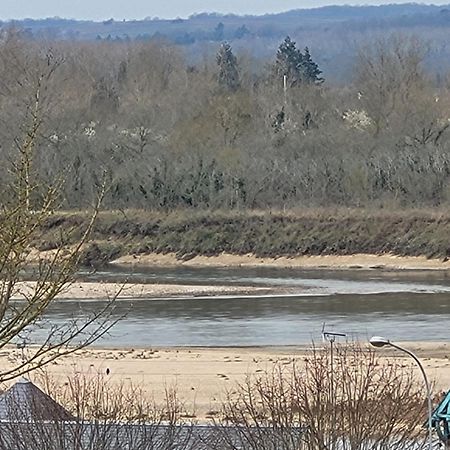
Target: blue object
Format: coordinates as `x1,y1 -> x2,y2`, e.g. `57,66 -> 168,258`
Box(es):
432,391 -> 450,443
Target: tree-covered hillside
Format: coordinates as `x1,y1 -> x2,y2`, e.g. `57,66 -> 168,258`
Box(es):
5,4 -> 450,80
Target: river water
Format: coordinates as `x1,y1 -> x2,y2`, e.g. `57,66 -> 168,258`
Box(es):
34,266 -> 450,347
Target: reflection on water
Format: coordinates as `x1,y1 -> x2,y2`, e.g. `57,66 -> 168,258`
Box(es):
29,265 -> 450,347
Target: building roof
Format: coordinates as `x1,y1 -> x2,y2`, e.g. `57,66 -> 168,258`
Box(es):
0,378 -> 75,422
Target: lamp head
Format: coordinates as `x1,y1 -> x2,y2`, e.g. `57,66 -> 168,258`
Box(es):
369,336 -> 390,348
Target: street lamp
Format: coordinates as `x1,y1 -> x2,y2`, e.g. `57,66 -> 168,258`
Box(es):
369,336 -> 434,450
323,331 -> 347,450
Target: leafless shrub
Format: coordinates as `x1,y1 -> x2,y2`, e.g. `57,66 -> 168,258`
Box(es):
205,366 -> 305,450
0,372 -> 197,450
209,343 -> 428,450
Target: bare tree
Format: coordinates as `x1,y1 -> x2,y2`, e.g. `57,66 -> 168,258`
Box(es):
0,35 -> 118,382
355,34 -> 428,135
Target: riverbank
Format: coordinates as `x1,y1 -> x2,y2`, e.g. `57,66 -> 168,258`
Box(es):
7,343 -> 449,419
32,209 -> 450,268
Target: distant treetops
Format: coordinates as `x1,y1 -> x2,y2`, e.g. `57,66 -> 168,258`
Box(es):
216,36 -> 324,91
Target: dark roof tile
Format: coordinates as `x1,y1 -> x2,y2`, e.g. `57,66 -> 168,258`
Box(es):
0,378 -> 75,422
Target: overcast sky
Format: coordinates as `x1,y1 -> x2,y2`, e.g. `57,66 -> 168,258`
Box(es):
0,0 -> 448,20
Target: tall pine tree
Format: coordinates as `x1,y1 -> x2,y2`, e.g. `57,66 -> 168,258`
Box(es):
301,47 -> 324,84
275,36 -> 303,87
275,37 -> 324,86
213,22 -> 225,41
216,42 -> 240,92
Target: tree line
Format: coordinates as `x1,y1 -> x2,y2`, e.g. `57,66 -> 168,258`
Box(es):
0,30 -> 449,211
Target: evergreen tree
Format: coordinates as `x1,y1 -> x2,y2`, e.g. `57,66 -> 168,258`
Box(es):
213,22 -> 225,41
301,47 -> 324,84
275,38 -> 324,86
275,36 -> 303,87
234,25 -> 250,39
216,42 -> 240,92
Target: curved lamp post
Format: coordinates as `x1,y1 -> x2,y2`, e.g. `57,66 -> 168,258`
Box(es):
369,336 -> 433,450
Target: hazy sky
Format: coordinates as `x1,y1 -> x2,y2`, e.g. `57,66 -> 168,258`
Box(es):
0,0 -> 449,20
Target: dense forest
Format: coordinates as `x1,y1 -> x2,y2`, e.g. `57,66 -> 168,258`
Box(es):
0,23 -> 449,213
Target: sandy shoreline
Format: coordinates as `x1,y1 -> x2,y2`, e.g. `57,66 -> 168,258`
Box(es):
3,343 -> 448,420
20,251 -> 450,303
14,281 -> 299,300
112,252 -> 450,271
16,250 -> 450,300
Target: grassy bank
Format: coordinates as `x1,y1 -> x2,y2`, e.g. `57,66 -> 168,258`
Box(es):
34,209 -> 450,266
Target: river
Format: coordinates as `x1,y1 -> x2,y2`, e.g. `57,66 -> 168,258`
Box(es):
31,266 -> 450,347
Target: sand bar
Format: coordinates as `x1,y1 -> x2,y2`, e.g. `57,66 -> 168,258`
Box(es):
112,252 -> 450,271
13,281 -> 297,300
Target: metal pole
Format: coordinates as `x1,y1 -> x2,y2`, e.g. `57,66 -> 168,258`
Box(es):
323,331 -> 345,450
330,337 -> 335,450
388,342 -> 433,450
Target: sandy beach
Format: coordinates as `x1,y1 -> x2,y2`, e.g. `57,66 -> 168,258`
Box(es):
112,252 -> 450,271
3,343 -> 448,420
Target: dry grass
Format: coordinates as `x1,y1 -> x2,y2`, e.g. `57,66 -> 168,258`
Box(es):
32,208 -> 450,266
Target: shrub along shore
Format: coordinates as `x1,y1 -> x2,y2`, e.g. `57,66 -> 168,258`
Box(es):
32,209 -> 450,268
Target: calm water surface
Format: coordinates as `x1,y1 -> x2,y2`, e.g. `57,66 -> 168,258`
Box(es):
34,266 -> 450,347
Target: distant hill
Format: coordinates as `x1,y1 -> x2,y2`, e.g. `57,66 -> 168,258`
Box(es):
3,3 -> 450,81
4,4 -> 450,41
